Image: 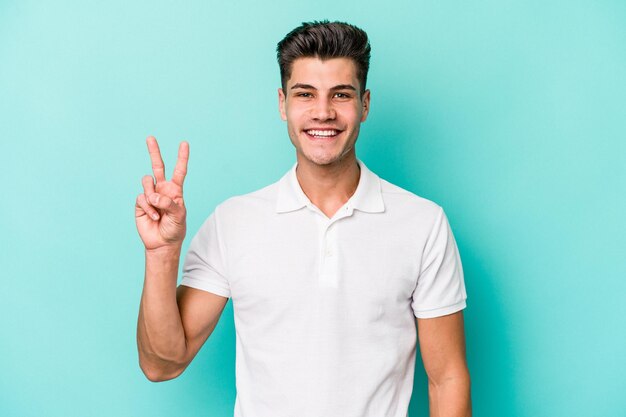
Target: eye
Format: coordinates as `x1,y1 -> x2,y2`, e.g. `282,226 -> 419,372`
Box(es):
334,92 -> 352,99
296,92 -> 313,98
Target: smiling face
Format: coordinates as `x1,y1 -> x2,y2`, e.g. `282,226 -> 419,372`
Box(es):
278,57 -> 370,168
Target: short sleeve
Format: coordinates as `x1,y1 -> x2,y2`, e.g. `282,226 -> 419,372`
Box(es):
180,210 -> 231,298
411,207 -> 467,318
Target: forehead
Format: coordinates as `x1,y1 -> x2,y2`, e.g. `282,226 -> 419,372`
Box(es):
287,57 -> 359,90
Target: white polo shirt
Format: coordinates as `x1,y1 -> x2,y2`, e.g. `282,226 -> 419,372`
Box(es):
181,159 -> 467,417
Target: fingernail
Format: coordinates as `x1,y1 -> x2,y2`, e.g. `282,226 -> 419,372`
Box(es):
152,213 -> 159,220
150,194 -> 159,204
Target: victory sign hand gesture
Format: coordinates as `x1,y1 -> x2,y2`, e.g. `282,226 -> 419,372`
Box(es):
135,136 -> 189,251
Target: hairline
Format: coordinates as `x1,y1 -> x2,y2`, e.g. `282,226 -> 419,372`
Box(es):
281,55 -> 366,96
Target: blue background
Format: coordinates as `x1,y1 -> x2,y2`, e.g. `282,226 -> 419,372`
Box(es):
1,1 -> 625,416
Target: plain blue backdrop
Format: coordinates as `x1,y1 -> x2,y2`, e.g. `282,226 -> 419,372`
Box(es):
1,1 -> 625,416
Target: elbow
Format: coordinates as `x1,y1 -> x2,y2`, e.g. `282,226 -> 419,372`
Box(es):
141,366 -> 183,382
141,368 -> 180,382
138,353 -> 187,382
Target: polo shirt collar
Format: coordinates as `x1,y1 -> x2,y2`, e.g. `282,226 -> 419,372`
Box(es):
275,159 -> 385,214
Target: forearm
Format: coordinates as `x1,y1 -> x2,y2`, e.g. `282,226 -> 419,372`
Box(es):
428,371 -> 471,417
137,246 -> 187,380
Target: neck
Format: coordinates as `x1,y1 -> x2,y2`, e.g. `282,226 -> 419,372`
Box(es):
295,152 -> 361,218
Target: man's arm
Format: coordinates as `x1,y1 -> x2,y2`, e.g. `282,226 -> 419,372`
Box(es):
136,246 -> 228,382
134,136 -> 228,382
417,310 -> 471,417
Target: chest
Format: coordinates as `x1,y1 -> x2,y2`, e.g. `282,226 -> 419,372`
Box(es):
225,211 -> 423,328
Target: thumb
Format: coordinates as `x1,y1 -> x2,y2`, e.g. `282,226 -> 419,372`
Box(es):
148,193 -> 184,217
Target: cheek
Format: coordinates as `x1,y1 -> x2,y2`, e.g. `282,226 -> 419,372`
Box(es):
342,103 -> 362,119
345,110 -> 362,127
286,108 -> 307,128
285,115 -> 302,138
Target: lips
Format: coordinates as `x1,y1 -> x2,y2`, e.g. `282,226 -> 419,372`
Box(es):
304,128 -> 342,140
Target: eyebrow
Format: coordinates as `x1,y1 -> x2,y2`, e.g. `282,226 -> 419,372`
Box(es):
290,83 -> 357,91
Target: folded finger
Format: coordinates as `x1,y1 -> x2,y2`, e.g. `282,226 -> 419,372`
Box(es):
142,175 -> 156,196
148,193 -> 183,217
146,136 -> 166,183
136,193 -> 160,221
171,141 -> 189,187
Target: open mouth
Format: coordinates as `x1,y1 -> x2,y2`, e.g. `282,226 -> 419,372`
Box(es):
304,129 -> 342,140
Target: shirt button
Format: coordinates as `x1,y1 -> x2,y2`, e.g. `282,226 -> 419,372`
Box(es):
325,249 -> 333,257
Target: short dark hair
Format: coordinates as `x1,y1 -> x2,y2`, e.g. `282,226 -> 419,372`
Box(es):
276,20 -> 371,95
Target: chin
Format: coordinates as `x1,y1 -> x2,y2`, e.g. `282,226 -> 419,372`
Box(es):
301,148 -> 353,167
291,134 -> 356,166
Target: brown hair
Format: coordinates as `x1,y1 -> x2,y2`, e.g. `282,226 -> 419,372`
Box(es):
276,20 -> 371,95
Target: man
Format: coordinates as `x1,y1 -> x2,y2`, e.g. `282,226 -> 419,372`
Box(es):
135,20 -> 471,417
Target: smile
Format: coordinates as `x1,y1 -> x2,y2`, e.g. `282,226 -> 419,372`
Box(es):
305,129 -> 341,139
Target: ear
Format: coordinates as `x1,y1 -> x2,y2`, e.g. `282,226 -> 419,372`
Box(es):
278,88 -> 287,121
360,89 -> 371,122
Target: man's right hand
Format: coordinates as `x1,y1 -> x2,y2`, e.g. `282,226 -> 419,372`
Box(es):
135,136 -> 189,251
135,136 -> 228,383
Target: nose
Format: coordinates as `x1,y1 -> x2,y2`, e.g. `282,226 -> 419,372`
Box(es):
311,97 -> 336,121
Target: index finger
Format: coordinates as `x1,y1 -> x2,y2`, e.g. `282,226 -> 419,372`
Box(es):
146,136 -> 166,183
171,141 -> 189,186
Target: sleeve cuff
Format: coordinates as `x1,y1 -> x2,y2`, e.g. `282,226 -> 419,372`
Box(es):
180,276 -> 231,298
414,299 -> 466,319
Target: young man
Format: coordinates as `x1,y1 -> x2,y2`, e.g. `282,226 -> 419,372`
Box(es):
135,21 -> 471,417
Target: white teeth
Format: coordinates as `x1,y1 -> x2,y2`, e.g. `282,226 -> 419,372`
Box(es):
307,129 -> 338,137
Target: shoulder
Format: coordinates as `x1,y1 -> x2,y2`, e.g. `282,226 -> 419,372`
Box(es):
378,177 -> 443,219
212,179 -> 280,221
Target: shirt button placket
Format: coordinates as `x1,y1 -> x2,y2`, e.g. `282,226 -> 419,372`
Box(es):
319,220 -> 339,288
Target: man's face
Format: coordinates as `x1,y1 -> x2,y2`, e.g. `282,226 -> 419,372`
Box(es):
278,57 -> 370,167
